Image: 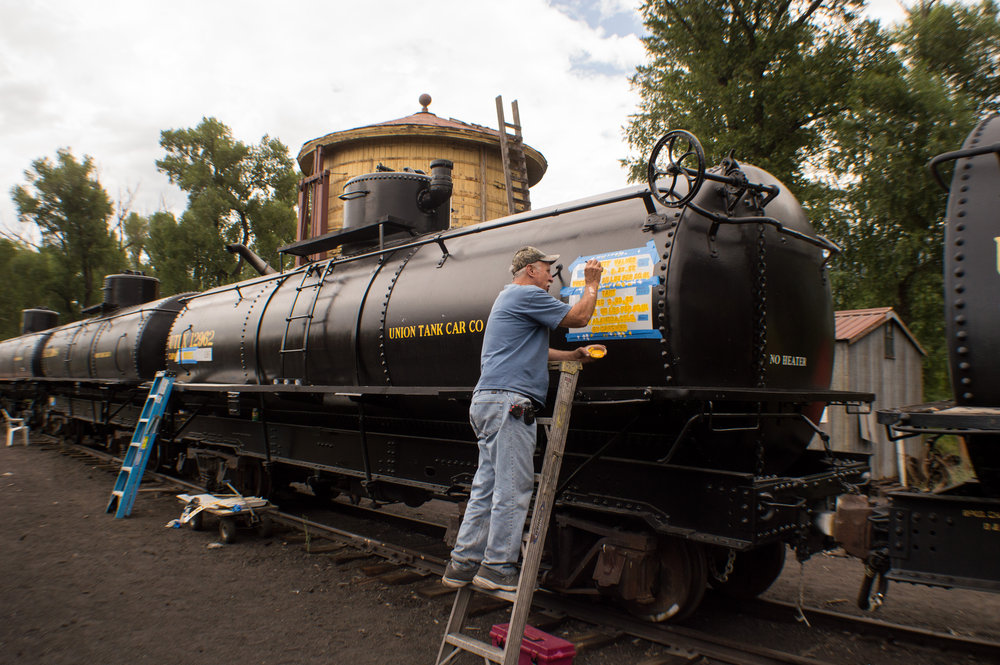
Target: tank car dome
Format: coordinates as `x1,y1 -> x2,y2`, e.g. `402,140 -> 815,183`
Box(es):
102,273 -> 160,309
21,307 -> 59,334
296,94 -> 547,232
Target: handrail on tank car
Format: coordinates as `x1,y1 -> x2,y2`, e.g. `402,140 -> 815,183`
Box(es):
171,187 -> 836,305
928,141 -> 1000,191
179,189 -> 657,303
283,188 -> 656,268
685,200 -> 842,254
276,182 -> 835,274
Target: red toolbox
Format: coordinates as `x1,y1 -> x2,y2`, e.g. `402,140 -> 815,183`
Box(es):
489,623 -> 576,665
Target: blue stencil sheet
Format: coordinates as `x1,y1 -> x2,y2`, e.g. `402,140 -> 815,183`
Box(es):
560,240 -> 663,342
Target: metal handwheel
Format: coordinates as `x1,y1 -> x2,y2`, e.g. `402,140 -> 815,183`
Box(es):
646,129 -> 706,208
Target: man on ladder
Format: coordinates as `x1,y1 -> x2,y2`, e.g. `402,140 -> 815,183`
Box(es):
442,246 -> 605,591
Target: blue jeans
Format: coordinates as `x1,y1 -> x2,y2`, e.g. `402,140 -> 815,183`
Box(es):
450,390 -> 536,577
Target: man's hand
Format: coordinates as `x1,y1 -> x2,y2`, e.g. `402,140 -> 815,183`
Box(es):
560,259 -> 605,328
548,344 -> 607,363
575,344 -> 607,363
582,259 -> 603,295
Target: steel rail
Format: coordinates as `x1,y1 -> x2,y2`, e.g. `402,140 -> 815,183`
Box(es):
539,592 -> 838,665
45,437 -> 1000,664
751,598 -> 1000,661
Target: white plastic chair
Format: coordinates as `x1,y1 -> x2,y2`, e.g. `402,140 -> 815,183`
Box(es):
3,409 -> 29,447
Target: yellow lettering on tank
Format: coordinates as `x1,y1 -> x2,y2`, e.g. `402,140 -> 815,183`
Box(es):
167,330 -> 216,350
387,319 -> 484,340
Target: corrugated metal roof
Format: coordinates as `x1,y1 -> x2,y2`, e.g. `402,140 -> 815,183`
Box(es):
835,307 -> 892,342
834,307 -> 926,355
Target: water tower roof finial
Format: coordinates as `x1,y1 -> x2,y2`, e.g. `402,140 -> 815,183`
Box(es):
419,93 -> 432,113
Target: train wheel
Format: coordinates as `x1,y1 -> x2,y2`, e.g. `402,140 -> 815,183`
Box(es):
147,442 -> 166,472
708,542 -> 786,600
625,537 -> 706,622
235,460 -> 271,498
676,541 -> 708,621
307,477 -> 340,503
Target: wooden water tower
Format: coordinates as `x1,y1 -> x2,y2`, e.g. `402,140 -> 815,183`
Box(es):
294,94 -> 547,256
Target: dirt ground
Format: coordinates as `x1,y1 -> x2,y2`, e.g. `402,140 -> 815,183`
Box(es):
2,441 -> 998,665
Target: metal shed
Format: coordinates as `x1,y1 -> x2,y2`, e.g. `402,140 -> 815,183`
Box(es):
818,307 -> 926,480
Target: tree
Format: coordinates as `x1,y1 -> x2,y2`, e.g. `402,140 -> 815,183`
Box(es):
146,211 -> 222,295
624,0 -> 999,400
0,239 -> 62,339
624,0 -> 888,188
900,0 -> 1000,112
817,0 -> 1000,398
151,118 -> 297,292
121,212 -> 151,271
11,150 -> 124,315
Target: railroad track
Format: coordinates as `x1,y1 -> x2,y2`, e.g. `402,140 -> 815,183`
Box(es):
40,436 -> 1000,665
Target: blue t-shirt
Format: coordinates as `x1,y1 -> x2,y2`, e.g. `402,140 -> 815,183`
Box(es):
474,284 -> 572,406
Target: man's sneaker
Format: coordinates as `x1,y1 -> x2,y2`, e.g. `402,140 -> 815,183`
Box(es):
441,560 -> 477,588
472,566 -> 519,592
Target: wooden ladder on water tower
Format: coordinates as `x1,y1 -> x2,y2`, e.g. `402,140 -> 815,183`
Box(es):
496,96 -> 532,216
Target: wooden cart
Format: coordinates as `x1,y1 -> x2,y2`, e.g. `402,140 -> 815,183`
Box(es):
177,489 -> 276,543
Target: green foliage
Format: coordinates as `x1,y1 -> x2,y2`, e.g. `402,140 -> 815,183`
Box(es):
1,119 -> 299,337
121,212 -> 151,271
152,118 -> 297,293
0,239 -> 63,338
899,0 -> 1000,111
10,149 -> 125,316
815,0 -> 1000,399
146,211 -> 222,295
624,0 -> 886,188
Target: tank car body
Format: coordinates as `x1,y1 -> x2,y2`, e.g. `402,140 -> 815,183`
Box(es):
148,140 -> 869,618
0,332 -> 52,380
40,277 -> 186,383
0,309 -> 61,407
866,115 -> 1000,604
0,308 -> 60,380
20,275 -> 189,437
0,134 -> 872,620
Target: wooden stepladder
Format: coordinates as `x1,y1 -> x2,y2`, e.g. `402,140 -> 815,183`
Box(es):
105,371 -> 175,518
435,361 -> 581,665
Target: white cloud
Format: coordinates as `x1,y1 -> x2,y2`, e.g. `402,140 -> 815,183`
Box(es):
0,0 -> 921,240
0,0 -> 647,238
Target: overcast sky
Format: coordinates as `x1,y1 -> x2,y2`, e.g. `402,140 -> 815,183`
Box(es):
0,0 -> 912,239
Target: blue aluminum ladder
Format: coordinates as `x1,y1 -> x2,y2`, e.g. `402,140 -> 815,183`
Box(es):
105,371 -> 175,518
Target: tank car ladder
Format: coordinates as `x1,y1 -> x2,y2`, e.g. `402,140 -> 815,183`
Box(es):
105,371 -> 175,518
434,361 -> 580,665
278,263 -> 331,380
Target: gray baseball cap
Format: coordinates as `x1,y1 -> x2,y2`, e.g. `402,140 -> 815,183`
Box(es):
510,246 -> 559,274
